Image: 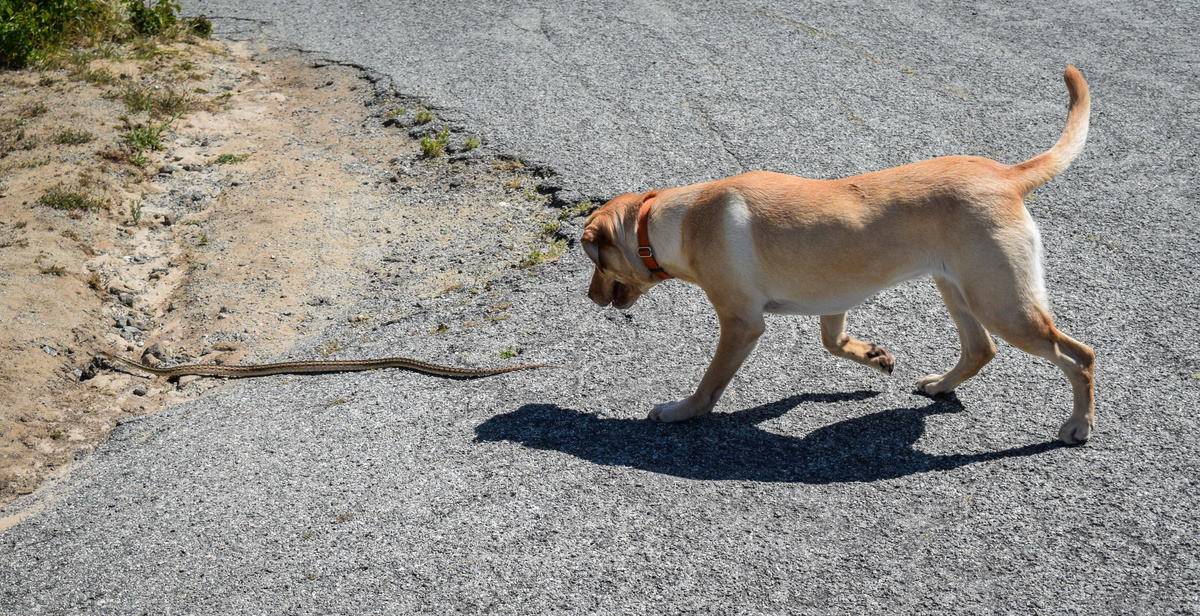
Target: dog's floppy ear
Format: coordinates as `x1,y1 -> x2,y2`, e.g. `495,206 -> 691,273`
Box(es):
581,213 -> 613,270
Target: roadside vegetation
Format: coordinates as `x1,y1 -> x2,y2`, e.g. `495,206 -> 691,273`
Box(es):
1,0 -> 210,69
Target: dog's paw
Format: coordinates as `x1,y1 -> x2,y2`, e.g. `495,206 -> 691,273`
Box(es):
915,374 -> 954,396
648,399 -> 705,423
866,344 -> 895,375
1058,416 -> 1092,445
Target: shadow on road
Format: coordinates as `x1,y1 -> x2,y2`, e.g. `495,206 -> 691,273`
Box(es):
474,391 -> 1061,483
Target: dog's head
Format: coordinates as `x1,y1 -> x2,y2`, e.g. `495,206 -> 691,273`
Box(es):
581,192 -> 663,310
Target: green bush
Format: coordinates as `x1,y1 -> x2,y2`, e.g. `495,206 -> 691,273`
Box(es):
0,0 -> 206,68
0,0 -> 114,68
126,0 -> 176,36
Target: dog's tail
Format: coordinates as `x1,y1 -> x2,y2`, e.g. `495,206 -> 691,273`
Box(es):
1007,65 -> 1090,195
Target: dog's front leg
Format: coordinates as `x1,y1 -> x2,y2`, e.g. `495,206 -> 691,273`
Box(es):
649,312 -> 765,423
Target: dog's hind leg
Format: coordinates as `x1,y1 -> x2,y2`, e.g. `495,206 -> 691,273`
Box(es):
951,224 -> 1096,444
965,292 -> 1095,444
916,277 -> 997,395
819,313 -> 895,375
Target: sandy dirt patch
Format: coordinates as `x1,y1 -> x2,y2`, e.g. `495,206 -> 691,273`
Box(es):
0,37 -> 574,507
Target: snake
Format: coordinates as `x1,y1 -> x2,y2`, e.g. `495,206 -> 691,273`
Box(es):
99,350 -> 556,379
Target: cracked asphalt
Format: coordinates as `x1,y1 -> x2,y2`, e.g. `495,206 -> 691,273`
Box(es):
2,1 -> 1198,614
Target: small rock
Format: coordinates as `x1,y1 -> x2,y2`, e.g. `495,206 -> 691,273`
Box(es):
43,345 -> 58,356
142,343 -> 166,362
119,293 -> 136,307
160,214 -> 174,226
212,341 -> 242,351
132,384 -> 148,396
158,165 -> 177,175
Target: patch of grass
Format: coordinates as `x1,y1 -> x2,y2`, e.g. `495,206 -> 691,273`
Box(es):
0,126 -> 37,156
122,83 -> 194,118
49,428 -> 64,440
37,184 -> 106,211
463,136 -> 480,150
14,221 -> 28,229
414,107 -> 434,125
500,346 -> 521,359
559,200 -> 595,219
541,220 -> 561,235
76,66 -> 118,85
40,264 -> 67,276
197,232 -> 208,245
336,512 -> 356,523
55,129 -> 94,145
492,158 -> 523,171
210,153 -> 249,165
519,239 -> 567,268
19,103 -> 47,119
420,127 -> 449,158
505,178 -> 523,190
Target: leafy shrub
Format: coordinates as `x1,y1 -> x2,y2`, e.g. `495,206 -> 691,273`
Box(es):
126,0 -> 177,36
0,0 -> 114,68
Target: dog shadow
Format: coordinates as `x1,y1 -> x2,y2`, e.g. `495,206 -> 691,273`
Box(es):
474,391 -> 1062,483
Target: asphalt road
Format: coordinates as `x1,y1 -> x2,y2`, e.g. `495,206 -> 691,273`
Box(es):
3,1 -> 1198,614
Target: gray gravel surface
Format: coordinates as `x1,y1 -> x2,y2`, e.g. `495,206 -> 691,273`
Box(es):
3,0 -> 1199,614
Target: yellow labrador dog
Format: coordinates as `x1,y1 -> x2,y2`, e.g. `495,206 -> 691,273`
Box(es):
582,67 -> 1094,444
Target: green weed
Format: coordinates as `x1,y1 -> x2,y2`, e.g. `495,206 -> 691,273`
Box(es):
420,127 -> 449,158
519,239 -> 567,268
559,200 -> 595,219
128,194 -> 143,224
414,107 -> 434,125
210,153 -> 249,165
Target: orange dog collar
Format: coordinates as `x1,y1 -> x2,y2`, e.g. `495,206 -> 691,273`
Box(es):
637,196 -> 673,280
